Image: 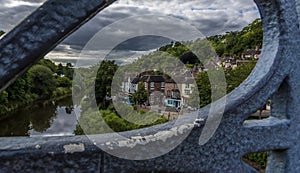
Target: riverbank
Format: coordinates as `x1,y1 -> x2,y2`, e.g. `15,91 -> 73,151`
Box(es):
0,93 -> 38,121
0,96 -> 75,137
0,87 -> 72,121
39,87 -> 72,107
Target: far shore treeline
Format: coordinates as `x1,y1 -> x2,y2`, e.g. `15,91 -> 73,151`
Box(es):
0,56 -> 73,119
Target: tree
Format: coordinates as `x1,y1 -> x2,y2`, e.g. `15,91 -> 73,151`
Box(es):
38,59 -> 57,73
0,30 -> 4,37
225,61 -> 256,93
0,58 -> 74,117
191,61 -> 256,109
0,91 -> 8,104
64,63 -> 74,79
56,77 -> 72,88
0,91 -> 9,115
6,73 -> 31,101
95,60 -> 118,109
132,82 -> 148,105
28,65 -> 56,99
207,18 -> 263,57
56,63 -> 64,75
188,86 -> 200,108
196,72 -> 212,108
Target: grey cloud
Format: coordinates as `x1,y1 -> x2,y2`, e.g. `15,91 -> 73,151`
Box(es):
0,0 -> 43,31
62,5 -> 147,49
112,36 -> 172,51
1,0 -> 260,57
0,10 -> 31,31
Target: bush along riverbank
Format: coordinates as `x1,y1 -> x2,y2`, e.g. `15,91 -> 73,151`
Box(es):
0,59 -> 73,120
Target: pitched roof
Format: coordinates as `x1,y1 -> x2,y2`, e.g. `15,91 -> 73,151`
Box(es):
165,78 -> 175,83
131,76 -> 141,84
131,75 -> 195,85
184,78 -> 195,84
131,75 -> 165,83
243,49 -> 261,55
144,75 -> 165,82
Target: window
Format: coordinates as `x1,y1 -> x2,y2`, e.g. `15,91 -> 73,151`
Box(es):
185,90 -> 190,95
167,90 -> 171,97
151,82 -> 154,87
185,84 -> 190,88
161,82 -> 165,87
173,91 -> 180,98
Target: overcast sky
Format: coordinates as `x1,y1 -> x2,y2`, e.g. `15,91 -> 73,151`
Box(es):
0,0 -> 261,65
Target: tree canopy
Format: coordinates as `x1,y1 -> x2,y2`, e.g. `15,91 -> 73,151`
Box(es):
28,65 -> 56,99
95,60 -> 118,109
0,30 -> 4,37
0,58 -> 73,118
132,82 -> 148,105
208,18 -> 263,57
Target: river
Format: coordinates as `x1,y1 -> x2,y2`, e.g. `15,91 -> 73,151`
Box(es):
0,97 -> 78,137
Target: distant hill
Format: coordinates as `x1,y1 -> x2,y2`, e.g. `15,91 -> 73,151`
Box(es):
207,18 -> 263,57
131,18 -> 263,67
158,41 -> 200,65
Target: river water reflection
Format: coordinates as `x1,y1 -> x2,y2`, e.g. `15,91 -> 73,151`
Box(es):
0,97 -> 77,137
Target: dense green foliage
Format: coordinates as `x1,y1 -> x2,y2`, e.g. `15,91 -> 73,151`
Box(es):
244,152 -> 268,169
195,72 -> 212,107
132,82 -> 148,105
159,41 -> 200,65
28,65 -> 56,99
56,63 -> 74,79
159,41 -> 189,57
76,108 -> 168,134
225,61 -> 257,93
56,77 -> 72,88
188,86 -> 200,108
208,19 -> 263,57
37,58 -> 57,72
191,61 -> 256,108
75,60 -> 168,135
95,60 -> 118,109
0,31 -> 4,37
0,59 -> 73,119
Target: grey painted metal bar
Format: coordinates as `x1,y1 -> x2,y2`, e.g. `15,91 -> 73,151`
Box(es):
0,0 -> 300,172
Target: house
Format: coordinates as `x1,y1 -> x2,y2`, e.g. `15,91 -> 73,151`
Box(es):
130,75 -> 140,94
131,75 -> 165,105
130,72 -> 197,107
242,46 -> 261,60
222,56 -> 237,69
165,78 -> 181,100
180,78 -> 195,106
164,77 -> 196,107
121,73 -> 138,94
